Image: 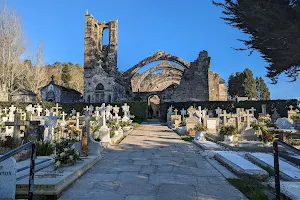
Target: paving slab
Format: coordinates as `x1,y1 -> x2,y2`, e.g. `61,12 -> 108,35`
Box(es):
246,152 -> 300,180
269,181 -> 300,200
60,124 -> 247,200
215,151 -> 269,180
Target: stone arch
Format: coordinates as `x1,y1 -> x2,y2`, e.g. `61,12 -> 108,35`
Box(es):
144,75 -> 181,92
124,51 -> 190,81
132,61 -> 184,92
147,94 -> 161,118
95,83 -> 105,90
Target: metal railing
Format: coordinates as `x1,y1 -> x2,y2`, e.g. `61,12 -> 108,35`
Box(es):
0,141 -> 36,200
273,139 -> 300,200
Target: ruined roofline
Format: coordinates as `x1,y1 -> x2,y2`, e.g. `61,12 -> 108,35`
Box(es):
85,10 -> 118,25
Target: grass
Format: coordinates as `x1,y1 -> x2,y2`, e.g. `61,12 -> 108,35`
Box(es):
226,178 -> 267,200
181,135 -> 193,142
260,165 -> 275,176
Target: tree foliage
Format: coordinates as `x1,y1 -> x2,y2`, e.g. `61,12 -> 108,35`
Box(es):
228,68 -> 260,99
61,63 -> 72,88
257,77 -> 270,100
213,0 -> 300,83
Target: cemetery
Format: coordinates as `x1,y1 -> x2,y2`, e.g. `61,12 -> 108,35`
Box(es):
1,1 -> 300,199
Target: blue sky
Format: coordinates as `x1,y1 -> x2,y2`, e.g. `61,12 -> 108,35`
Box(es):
4,0 -> 299,99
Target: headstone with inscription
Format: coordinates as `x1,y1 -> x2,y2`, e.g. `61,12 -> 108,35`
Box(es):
0,157 -> 17,200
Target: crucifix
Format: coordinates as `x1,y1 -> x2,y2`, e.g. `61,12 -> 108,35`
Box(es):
249,107 -> 256,115
220,110 -> 231,125
5,113 -> 29,145
174,108 -> 178,116
113,105 -> 120,120
52,103 -> 62,116
244,110 -> 254,129
88,105 -> 94,115
122,103 -> 130,121
106,104 -> 113,120
60,111 -> 67,122
35,104 -> 43,116
3,107 -> 8,114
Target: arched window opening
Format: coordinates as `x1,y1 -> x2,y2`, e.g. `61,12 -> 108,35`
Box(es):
102,28 -> 109,46
96,83 -> 105,91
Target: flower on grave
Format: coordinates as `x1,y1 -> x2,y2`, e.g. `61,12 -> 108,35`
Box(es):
55,161 -> 61,167
69,155 -> 74,160
64,148 -> 68,152
75,150 -> 79,156
60,152 -> 66,157
71,144 -> 75,149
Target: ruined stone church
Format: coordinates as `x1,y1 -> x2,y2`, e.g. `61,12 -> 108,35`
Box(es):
84,11 -> 227,103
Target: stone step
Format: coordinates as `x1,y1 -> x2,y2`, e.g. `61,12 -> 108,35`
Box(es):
215,151 -> 269,180
16,157 -> 54,181
246,153 -> 300,181
193,140 -> 224,151
268,180 -> 300,200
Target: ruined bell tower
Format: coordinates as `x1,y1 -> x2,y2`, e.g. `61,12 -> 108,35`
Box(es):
84,10 -> 118,74
84,11 -> 126,103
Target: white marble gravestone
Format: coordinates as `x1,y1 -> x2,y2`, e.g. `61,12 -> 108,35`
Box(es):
122,103 -> 130,122
0,157 -> 17,200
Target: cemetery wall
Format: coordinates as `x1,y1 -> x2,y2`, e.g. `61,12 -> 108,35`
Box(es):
160,99 -> 298,121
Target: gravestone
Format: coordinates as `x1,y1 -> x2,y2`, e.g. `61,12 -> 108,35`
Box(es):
215,107 -> 222,118
44,110 -> 59,141
122,103 -> 130,122
204,118 -> 219,134
5,113 -> 29,145
220,110 -> 231,125
71,108 -> 76,116
52,103 -> 62,116
113,105 -> 120,121
185,107 -> 198,131
105,104 -> 113,120
276,118 -> 294,130
0,157 -> 17,200
180,108 -> 187,122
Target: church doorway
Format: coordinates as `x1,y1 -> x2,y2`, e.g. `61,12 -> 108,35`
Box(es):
148,95 -> 160,119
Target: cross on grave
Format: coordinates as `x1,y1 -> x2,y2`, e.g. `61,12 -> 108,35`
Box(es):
244,110 -> 254,129
52,103 -> 62,116
249,107 -> 256,115
79,111 -> 96,137
83,106 -> 90,114
106,104 -> 113,120
215,107 -> 222,118
89,105 -> 94,115
5,113 -> 29,145
3,107 -> 9,114
180,108 -> 187,119
174,108 -> 178,116
99,104 -> 107,126
220,110 -> 231,125
45,109 -> 50,116
71,108 -> 76,116
113,105 -> 120,120
195,107 -> 203,123
289,105 -> 294,111
9,105 -> 16,114
76,112 -> 80,129
35,104 -> 43,116
122,103 -> 130,120
44,110 -> 59,141
187,106 -> 195,118
202,109 -> 207,119
168,105 -> 174,114
60,111 -> 67,122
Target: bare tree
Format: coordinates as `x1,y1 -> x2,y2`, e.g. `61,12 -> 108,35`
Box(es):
0,3 -> 26,101
25,43 -> 47,99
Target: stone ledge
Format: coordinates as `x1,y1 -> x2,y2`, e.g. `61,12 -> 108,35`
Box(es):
215,152 -> 269,180
16,155 -> 101,198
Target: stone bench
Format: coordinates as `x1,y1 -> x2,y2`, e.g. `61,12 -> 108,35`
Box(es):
215,151 -> 269,180
246,153 -> 300,181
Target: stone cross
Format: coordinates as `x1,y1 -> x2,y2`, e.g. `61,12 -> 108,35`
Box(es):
180,108 -> 186,120
289,105 -> 294,111
122,103 -> 130,120
249,107 -> 256,115
99,104 -> 106,127
215,107 -> 222,118
3,107 -> 9,114
5,113 -> 29,145
45,109 -> 50,116
52,103 -> 62,116
106,104 -> 113,120
244,110 -> 254,129
202,109 -> 207,119
89,105 -> 94,115
71,108 -> 76,116
167,105 -> 174,114
220,110 -> 231,125
83,106 -> 90,114
8,111 -> 14,122
187,106 -> 195,118
60,111 -> 67,121
174,108 -> 178,116
76,112 -> 80,129
9,105 -> 16,114
35,104 -> 43,116
44,110 -> 59,141
25,104 -> 35,120
113,105 -> 120,119
79,111 -> 96,137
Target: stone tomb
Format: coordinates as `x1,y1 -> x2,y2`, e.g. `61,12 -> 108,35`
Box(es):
246,153 -> 300,180
0,157 -> 17,200
203,118 -> 219,134
214,151 -> 268,180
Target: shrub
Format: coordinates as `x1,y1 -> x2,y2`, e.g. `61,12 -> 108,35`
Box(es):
181,135 -> 193,142
220,125 -> 238,136
194,123 -> 207,132
291,114 -> 300,120
36,141 -> 54,156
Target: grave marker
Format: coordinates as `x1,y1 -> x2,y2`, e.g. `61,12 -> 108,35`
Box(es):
0,157 -> 17,200
52,103 -> 62,116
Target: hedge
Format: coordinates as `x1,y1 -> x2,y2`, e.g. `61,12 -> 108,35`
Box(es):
159,99 -> 299,122
0,101 -> 147,123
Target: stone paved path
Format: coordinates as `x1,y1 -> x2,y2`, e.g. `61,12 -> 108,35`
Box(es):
60,124 -> 246,200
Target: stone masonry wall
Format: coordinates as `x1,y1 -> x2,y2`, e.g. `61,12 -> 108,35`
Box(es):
208,71 -> 220,101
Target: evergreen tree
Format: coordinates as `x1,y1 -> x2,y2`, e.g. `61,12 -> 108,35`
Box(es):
213,0 -> 300,83
61,63 -> 72,88
243,68 -> 257,99
258,77 -> 271,100
256,77 -> 260,100
228,74 -> 237,97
